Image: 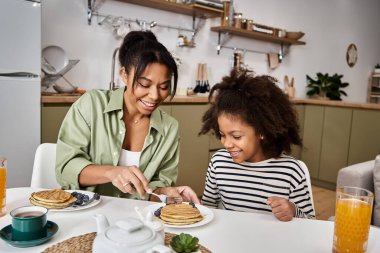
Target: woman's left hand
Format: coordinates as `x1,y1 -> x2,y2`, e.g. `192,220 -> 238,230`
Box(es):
154,186 -> 200,204
267,196 -> 296,222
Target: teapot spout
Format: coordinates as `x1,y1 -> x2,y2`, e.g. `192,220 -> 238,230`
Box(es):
93,214 -> 110,235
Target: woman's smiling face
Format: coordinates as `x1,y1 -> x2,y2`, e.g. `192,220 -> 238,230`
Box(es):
122,63 -> 171,115
218,113 -> 266,163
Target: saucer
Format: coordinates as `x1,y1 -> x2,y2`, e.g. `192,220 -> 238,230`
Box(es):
0,220 -> 58,248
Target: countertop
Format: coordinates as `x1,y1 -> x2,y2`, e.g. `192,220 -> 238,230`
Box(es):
41,94 -> 380,110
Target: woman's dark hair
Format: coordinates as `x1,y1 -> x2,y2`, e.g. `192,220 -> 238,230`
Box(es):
200,69 -> 302,158
119,31 -> 178,98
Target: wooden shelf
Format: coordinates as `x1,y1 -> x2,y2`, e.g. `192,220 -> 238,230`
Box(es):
118,0 -> 222,18
211,26 -> 306,45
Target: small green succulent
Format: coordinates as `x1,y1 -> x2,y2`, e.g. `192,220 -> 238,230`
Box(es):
170,233 -> 199,253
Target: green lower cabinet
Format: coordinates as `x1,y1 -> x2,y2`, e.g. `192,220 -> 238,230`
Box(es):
171,104 -> 210,196
290,104 -> 305,159
41,104 -> 71,143
318,107 -> 352,184
348,109 -> 380,164
301,105 -> 324,179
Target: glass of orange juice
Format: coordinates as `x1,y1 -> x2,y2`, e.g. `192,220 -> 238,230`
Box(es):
0,157 -> 6,217
333,186 -> 374,253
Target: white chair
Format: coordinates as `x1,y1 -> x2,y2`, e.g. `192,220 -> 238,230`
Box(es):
31,143 -> 61,189
298,160 -> 315,212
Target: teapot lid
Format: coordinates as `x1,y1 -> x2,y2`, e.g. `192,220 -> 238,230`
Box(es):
105,218 -> 154,245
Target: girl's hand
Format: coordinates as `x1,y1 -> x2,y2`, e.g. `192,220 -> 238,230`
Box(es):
105,165 -> 151,198
267,196 -> 296,222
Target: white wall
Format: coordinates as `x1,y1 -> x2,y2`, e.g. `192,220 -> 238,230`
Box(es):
42,0 -> 380,102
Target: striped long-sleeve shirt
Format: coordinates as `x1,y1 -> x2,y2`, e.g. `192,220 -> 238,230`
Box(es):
201,149 -> 315,219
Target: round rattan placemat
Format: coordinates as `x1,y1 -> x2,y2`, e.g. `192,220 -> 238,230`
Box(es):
42,232 -> 211,253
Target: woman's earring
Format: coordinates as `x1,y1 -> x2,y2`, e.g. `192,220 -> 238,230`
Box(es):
260,135 -> 264,140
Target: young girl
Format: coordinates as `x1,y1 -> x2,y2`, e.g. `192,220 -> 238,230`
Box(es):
200,70 -> 315,221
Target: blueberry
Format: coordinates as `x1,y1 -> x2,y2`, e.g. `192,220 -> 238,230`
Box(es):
74,199 -> 83,205
154,207 -> 162,217
93,193 -> 100,200
189,202 -> 196,208
71,192 -> 78,197
83,195 -> 90,203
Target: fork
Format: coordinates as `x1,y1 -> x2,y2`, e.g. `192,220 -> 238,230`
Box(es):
148,191 -> 183,204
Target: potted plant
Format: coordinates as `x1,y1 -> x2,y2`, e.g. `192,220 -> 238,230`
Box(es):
306,72 -> 349,101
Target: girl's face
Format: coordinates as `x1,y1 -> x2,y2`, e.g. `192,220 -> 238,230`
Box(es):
218,113 -> 266,163
122,63 -> 171,115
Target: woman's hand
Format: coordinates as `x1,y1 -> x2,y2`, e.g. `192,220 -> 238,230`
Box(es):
267,196 -> 296,222
154,186 -> 200,204
105,165 -> 151,198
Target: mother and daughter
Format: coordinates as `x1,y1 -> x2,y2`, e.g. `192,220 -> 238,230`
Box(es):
56,30 -> 314,222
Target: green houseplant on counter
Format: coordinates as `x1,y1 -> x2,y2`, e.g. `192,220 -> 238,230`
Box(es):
306,72 -> 349,100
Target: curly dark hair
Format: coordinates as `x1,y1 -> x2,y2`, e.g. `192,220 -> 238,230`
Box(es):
199,69 -> 302,158
119,31 -> 178,98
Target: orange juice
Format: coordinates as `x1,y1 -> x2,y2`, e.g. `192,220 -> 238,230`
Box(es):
0,166 -> 6,217
333,198 -> 372,253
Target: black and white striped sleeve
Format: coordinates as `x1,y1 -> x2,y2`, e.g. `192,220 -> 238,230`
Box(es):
289,175 -> 315,219
201,158 -> 220,208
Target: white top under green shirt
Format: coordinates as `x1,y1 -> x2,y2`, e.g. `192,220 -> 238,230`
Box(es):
201,150 -> 315,219
55,86 -> 180,199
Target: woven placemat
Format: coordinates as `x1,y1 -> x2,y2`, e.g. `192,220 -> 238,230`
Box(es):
42,232 -> 211,253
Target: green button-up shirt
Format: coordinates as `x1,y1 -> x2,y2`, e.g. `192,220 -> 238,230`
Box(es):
55,87 -> 179,199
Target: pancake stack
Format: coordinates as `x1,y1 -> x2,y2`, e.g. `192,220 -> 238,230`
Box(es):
158,203 -> 203,226
29,189 -> 76,209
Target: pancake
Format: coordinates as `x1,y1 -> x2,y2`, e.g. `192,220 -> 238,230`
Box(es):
29,189 -> 76,209
32,189 -> 73,203
158,203 -> 203,226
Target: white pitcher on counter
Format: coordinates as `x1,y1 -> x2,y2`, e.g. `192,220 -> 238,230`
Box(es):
92,214 -> 171,253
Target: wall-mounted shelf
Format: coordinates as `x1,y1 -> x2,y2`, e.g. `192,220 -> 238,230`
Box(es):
368,73 -> 380,103
117,0 -> 223,18
211,26 -> 306,45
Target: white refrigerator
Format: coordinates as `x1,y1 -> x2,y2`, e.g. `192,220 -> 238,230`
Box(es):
0,0 -> 41,187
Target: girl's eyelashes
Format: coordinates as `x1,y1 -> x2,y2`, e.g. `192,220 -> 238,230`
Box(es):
137,80 -> 149,88
233,136 -> 242,140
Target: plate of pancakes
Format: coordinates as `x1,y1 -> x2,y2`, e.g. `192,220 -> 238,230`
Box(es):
29,189 -> 101,212
144,202 -> 214,228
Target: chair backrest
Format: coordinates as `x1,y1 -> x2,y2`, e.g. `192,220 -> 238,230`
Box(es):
31,143 -> 60,189
298,160 -> 315,212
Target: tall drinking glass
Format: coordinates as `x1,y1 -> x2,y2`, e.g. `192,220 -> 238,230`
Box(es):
333,186 -> 373,253
0,157 -> 6,217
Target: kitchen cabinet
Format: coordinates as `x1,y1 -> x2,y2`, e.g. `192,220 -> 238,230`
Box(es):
290,104 -> 305,159
318,107 -> 352,184
300,105 -> 324,179
41,104 -> 71,143
348,109 -> 380,164
171,104 -> 210,196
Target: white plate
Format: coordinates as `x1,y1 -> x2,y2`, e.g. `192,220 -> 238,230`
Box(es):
48,190 -> 101,212
41,45 -> 69,75
143,202 -> 214,228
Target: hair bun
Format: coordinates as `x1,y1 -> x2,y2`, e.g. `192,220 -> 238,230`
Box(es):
122,31 -> 157,47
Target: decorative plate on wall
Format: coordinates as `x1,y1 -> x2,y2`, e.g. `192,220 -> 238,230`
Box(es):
346,43 -> 358,67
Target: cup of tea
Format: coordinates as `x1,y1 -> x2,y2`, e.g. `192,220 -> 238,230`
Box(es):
0,157 -> 6,217
332,186 -> 374,253
10,206 -> 48,241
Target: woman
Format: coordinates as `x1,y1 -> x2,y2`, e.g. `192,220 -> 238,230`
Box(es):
199,70 -> 314,221
56,31 -> 199,203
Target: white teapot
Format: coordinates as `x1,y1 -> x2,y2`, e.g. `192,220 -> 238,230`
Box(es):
92,214 -> 172,253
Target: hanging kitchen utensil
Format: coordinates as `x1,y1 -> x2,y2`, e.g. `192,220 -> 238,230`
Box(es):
203,63 -> 210,93
199,62 -> 206,93
193,63 -> 201,93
